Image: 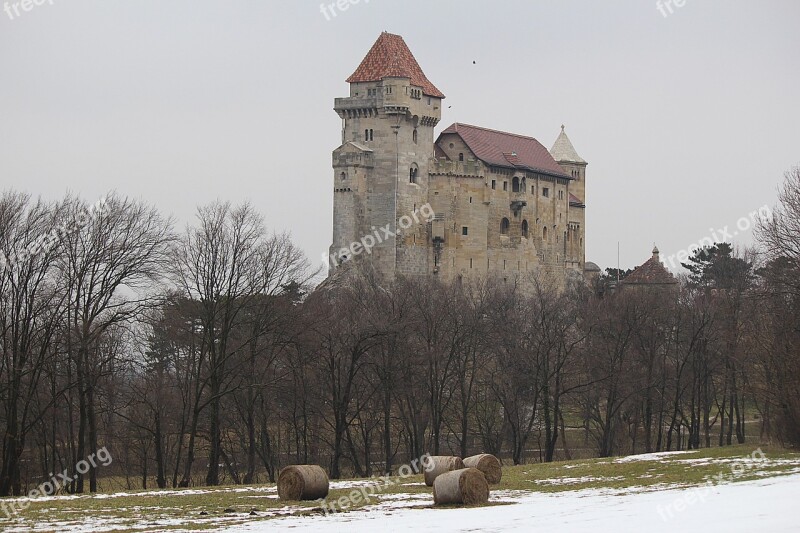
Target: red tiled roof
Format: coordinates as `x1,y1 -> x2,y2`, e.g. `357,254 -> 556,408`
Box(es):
438,123 -> 570,178
623,256 -> 679,285
346,32 -> 445,98
569,193 -> 585,207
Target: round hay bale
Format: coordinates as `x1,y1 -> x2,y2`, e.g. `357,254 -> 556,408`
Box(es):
423,456 -> 465,487
462,454 -> 502,484
433,468 -> 489,505
277,465 -> 329,501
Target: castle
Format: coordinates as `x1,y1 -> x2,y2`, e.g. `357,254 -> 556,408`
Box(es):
328,32 -> 589,284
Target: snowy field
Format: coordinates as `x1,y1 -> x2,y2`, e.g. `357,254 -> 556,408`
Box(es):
226,474 -> 799,533
2,447 -> 798,532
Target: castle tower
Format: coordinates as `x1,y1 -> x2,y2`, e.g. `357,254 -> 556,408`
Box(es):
550,125 -> 587,269
329,32 -> 444,279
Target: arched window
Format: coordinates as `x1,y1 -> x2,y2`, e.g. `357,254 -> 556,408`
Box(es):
413,129 -> 418,144
365,129 -> 369,142
542,226 -> 548,241
501,218 -> 510,235
369,129 -> 374,141
522,220 -> 529,238
340,172 -> 346,181
409,164 -> 419,184
512,177 -> 520,193
458,153 -> 464,162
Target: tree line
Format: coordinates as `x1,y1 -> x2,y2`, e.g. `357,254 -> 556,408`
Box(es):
0,167 -> 798,495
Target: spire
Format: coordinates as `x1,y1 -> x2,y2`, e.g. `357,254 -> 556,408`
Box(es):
652,244 -> 660,261
550,125 -> 586,164
346,32 -> 445,98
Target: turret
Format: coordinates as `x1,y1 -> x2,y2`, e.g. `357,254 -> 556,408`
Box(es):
329,32 -> 445,278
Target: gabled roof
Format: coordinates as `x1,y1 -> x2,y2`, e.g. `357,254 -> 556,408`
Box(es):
550,125 -> 586,164
569,193 -> 585,207
438,123 -> 571,178
346,32 -> 445,99
623,247 -> 679,286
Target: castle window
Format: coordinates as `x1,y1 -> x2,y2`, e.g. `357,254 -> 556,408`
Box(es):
340,172 -> 346,181
543,187 -> 549,198
470,258 -> 473,269
501,217 -> 510,235
409,164 -> 419,183
512,177 -> 520,193
491,180 -> 496,190
531,185 -> 535,194
503,181 -> 508,191
543,226 -> 548,241
413,129 -> 418,144
459,153 -> 464,162
462,226 -> 468,236
559,190 -> 564,200
369,129 -> 374,141
522,220 -> 529,238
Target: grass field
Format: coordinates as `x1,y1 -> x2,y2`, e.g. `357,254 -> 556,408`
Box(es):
2,445 -> 798,532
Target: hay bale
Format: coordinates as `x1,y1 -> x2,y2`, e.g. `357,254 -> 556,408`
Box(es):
423,456 -> 465,487
277,465 -> 329,501
463,454 -> 502,484
433,468 -> 490,505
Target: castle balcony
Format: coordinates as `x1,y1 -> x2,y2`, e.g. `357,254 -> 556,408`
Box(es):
430,158 -> 482,177
333,150 -> 375,169
510,192 -> 527,215
335,85 -> 408,118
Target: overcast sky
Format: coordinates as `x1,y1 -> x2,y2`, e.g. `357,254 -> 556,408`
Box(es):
1,0 -> 798,275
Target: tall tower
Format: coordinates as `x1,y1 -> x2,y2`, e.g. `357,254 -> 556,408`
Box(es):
550,125 -> 588,269
328,32 -> 444,279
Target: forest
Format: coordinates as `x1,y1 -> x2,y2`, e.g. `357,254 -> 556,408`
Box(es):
0,168 -> 798,496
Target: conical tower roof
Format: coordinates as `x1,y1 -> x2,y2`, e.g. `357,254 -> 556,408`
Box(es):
550,125 -> 586,164
346,32 -> 445,98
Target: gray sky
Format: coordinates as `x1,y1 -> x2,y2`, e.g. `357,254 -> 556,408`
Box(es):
1,0 -> 798,274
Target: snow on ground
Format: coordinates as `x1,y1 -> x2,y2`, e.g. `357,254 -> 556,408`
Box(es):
614,450 -> 699,463
532,475 -> 625,485
222,474 -> 800,533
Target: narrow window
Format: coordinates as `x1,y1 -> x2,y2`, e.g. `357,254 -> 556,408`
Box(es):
543,187 -> 549,198
501,217 -> 510,235
365,129 -> 369,141
459,153 -> 464,162
340,172 -> 346,181
470,258 -> 473,269
369,129 -> 374,141
543,226 -> 548,241
413,129 -> 418,144
503,181 -> 508,191
512,177 -> 520,193
531,185 -> 535,194
462,226 -> 468,236
522,220 -> 529,238
491,180 -> 496,190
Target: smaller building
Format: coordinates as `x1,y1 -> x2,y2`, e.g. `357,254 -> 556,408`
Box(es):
621,246 -> 679,292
